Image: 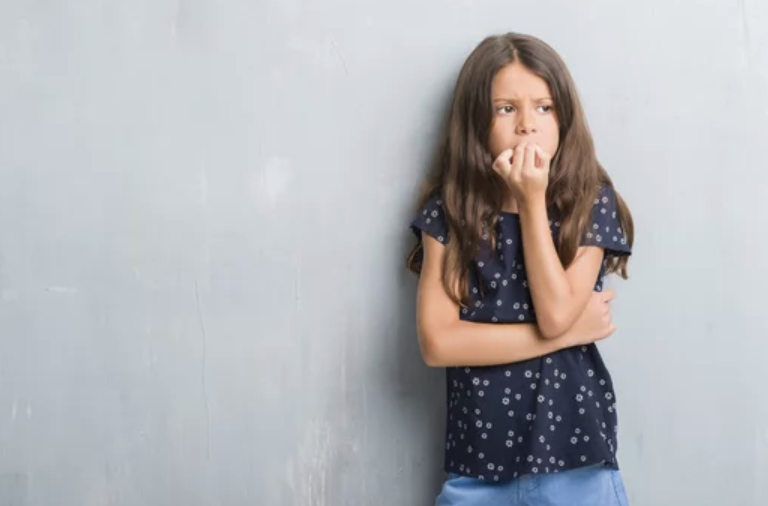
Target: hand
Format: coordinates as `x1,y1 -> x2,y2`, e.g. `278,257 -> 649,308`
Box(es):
560,290 -> 616,348
491,142 -> 551,207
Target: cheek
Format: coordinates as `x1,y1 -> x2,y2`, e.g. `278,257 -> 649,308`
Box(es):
544,123 -> 560,154
488,123 -> 513,157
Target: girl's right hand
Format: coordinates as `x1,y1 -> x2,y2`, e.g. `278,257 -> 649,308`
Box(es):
560,290 -> 616,348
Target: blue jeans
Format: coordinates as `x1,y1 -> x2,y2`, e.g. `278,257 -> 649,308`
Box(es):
435,464 -> 629,506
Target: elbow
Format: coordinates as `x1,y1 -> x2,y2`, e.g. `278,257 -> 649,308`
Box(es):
537,313 -> 571,340
417,327 -> 448,367
419,335 -> 445,367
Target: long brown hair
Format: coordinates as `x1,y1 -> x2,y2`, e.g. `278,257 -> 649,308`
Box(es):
406,32 -> 634,306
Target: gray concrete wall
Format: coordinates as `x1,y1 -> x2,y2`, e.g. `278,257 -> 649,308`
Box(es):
1,1 -> 767,505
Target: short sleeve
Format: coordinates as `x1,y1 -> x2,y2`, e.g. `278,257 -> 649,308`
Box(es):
410,196 -> 449,245
581,185 -> 631,257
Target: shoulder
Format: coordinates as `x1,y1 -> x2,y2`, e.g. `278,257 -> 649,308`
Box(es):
410,191 -> 449,244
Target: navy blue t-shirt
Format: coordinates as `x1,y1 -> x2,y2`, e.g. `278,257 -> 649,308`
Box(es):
410,184 -> 631,482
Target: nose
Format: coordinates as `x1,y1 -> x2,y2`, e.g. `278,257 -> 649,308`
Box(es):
516,112 -> 536,135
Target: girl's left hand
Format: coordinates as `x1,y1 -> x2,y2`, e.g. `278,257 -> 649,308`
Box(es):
492,142 -> 551,207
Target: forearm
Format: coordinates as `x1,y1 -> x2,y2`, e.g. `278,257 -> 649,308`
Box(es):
518,197 -> 582,337
418,320 -> 564,367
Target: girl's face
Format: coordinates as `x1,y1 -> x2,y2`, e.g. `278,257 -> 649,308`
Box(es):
488,61 -> 560,160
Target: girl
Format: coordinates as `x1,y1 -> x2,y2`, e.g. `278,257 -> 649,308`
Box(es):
407,33 -> 634,505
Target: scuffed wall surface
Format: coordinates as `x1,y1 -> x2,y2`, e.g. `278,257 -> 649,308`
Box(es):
1,1 -> 767,504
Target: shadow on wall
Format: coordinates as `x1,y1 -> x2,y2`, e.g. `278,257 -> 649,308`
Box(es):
383,83 -> 459,504
385,229 -> 447,503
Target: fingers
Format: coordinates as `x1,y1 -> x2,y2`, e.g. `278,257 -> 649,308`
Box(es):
533,145 -> 552,169
511,142 -> 527,179
492,148 -> 514,178
523,143 -> 537,172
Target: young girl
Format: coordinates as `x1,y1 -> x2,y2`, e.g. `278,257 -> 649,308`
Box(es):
407,33 -> 634,505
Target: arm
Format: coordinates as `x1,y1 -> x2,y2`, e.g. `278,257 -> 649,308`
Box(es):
518,198 -> 604,339
416,234 -> 611,367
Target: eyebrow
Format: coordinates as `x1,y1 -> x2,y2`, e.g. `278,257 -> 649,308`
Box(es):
492,97 -> 553,103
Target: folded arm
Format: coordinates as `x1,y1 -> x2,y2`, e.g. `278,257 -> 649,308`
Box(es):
518,197 -> 604,339
415,234 -> 610,367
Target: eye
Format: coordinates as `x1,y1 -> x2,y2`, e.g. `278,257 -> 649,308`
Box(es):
537,104 -> 553,113
497,105 -> 515,114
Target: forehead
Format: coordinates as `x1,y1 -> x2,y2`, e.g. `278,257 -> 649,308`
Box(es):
491,62 -> 551,99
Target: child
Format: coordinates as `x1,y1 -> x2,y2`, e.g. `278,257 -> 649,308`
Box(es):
407,33 -> 634,505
